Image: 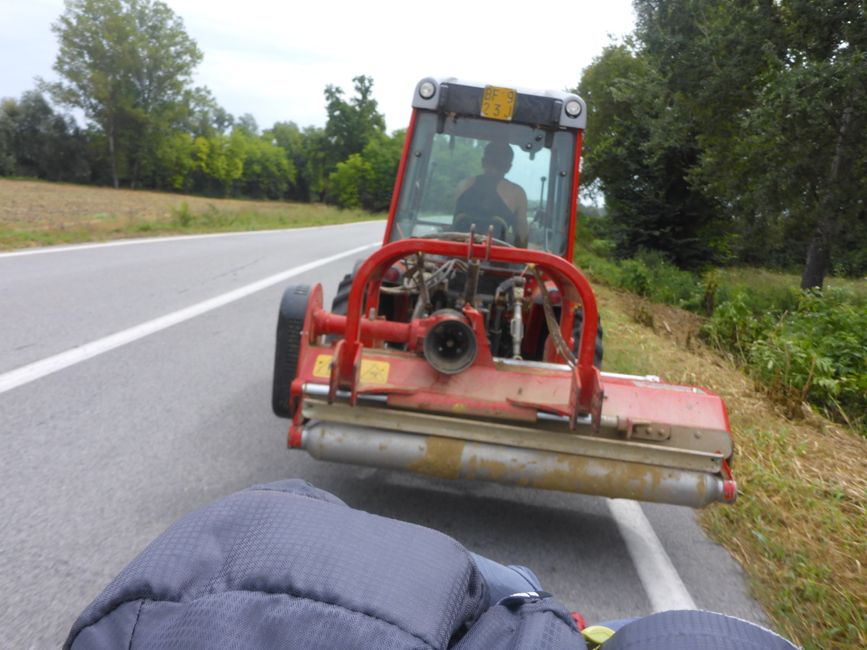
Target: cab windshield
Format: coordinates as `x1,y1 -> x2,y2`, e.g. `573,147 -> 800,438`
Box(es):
389,111 -> 576,255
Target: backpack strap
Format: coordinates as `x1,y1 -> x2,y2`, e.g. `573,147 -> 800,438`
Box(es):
452,592 -> 588,650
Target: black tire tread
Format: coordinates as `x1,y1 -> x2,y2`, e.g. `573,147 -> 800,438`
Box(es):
331,273 -> 353,315
573,310 -> 604,369
272,285 -> 311,418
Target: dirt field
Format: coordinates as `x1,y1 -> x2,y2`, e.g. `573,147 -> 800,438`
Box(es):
0,178 -> 373,249
0,178 -> 317,225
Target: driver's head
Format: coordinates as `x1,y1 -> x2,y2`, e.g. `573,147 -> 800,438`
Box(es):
482,141 -> 514,174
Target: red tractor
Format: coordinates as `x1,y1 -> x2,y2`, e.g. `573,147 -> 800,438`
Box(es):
272,78 -> 736,508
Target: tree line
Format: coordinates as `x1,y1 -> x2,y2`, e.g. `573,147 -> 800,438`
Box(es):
577,0 -> 867,287
0,0 -> 401,213
2,0 -> 865,286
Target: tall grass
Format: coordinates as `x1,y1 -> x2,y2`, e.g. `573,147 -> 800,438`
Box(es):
574,239 -> 867,435
583,256 -> 867,649
706,289 -> 867,431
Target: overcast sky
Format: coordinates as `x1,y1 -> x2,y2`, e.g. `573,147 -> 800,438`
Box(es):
0,0 -> 635,133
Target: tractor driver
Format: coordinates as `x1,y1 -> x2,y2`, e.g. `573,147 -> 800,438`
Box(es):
454,141 -> 529,247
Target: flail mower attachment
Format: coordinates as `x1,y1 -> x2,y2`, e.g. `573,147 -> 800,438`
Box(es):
273,236 -> 736,508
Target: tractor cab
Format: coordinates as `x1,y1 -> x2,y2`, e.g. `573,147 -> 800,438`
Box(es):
387,78 -> 586,257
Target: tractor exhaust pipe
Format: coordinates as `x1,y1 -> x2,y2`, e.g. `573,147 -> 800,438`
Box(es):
301,422 -> 735,508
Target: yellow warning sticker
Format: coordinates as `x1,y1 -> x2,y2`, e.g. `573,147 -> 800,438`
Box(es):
311,354 -> 390,384
313,354 -> 333,378
360,360 -> 390,384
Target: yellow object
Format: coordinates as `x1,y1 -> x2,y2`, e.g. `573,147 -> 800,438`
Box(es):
581,625 -> 616,649
481,86 -> 516,121
312,354 -> 390,384
360,359 -> 390,383
313,354 -> 332,378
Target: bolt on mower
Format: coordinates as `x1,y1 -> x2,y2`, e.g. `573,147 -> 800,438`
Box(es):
271,78 -> 736,508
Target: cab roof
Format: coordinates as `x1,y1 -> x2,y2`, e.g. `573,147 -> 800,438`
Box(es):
411,77 -> 587,130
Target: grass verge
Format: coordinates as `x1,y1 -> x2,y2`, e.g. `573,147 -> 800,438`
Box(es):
574,246 -> 867,435
0,178 -> 381,250
594,283 -> 866,650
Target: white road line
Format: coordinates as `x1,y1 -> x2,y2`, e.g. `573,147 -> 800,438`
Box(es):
607,498 -> 697,612
0,221 -> 383,259
0,242 -> 377,395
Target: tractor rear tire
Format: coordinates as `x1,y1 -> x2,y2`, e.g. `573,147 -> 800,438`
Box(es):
331,273 -> 353,315
573,311 -> 604,369
331,258 -> 365,315
272,284 -> 311,419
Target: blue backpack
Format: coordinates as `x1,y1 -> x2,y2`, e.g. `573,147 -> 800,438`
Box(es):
65,480 -> 797,649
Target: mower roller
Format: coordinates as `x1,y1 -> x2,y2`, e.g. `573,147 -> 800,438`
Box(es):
272,78 -> 736,508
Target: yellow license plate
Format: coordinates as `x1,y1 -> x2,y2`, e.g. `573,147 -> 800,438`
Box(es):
481,86 -> 516,121
312,354 -> 390,384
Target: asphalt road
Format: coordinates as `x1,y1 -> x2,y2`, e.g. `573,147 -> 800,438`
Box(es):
1,223 -> 766,648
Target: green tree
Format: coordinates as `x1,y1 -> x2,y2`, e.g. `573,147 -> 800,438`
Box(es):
633,0 -> 860,281
152,130 -> 195,190
355,130 -> 405,211
238,134 -> 295,199
300,125 -> 332,202
0,100 -> 15,175
0,91 -> 90,181
235,113 -> 259,137
328,153 -> 372,209
629,0 -> 781,268
193,130 -> 246,195
579,1 -> 867,281
265,121 -> 307,200
48,0 -> 202,188
578,44 -> 719,269
323,75 -> 386,170
734,0 -> 867,287
327,131 -> 405,211
187,87 -> 234,138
